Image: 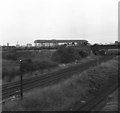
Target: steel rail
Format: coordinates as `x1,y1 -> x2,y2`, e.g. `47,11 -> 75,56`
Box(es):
78,83 -> 118,111
2,55 -> 115,100
1,56 -> 107,89
65,79 -> 118,111
1,55 -> 110,89
2,59 -> 97,99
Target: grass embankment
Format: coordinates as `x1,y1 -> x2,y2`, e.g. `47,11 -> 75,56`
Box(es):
2,50 -> 57,83
2,50 -> 55,61
2,59 -> 20,83
3,56 -> 119,111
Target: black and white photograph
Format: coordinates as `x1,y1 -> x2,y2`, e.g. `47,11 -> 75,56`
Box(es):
0,0 -> 119,112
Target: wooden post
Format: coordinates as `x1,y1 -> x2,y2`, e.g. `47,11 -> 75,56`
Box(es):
20,60 -> 23,100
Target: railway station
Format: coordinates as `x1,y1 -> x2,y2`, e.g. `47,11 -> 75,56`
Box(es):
1,0 -> 119,111
34,39 -> 88,47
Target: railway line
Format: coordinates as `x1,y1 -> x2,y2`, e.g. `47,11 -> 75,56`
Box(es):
69,81 -> 118,111
2,55 -> 116,101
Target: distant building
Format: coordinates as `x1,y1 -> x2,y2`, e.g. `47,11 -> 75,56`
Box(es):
26,43 -> 32,48
34,39 -> 88,47
16,42 -> 20,48
2,46 -> 16,51
7,43 -> 9,46
115,41 -> 120,45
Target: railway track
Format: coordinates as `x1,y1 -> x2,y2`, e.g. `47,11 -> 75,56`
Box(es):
69,81 -> 118,111
2,55 -> 116,100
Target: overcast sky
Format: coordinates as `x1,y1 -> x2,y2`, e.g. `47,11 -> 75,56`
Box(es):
0,0 -> 118,46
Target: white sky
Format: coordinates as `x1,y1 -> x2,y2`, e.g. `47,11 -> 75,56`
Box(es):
0,0 -> 118,46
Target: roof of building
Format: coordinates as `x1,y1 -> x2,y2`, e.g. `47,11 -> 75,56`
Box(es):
34,40 -> 88,43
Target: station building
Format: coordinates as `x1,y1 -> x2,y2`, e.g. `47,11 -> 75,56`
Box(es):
34,40 -> 88,47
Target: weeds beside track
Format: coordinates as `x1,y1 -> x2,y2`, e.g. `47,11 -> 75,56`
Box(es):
2,55 -> 116,100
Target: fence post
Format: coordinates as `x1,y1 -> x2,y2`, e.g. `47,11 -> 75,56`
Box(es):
20,59 -> 23,100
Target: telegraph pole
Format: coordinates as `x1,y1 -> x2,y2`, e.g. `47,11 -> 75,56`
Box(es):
20,59 -> 23,100
97,54 -> 99,65
97,45 -> 99,65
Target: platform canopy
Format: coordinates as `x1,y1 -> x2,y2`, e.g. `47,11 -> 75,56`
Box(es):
34,40 -> 88,43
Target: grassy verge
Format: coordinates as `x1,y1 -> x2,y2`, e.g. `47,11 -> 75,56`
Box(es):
2,50 -> 57,83
2,50 -> 95,83
3,56 -> 119,111
2,59 -> 20,83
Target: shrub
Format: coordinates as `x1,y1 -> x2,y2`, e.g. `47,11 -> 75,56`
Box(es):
2,68 -> 20,82
51,46 -> 89,64
3,51 -> 18,60
78,51 -> 88,58
2,59 -> 58,82
51,47 -> 75,63
22,59 -> 35,73
34,60 -> 58,71
3,57 -> 119,111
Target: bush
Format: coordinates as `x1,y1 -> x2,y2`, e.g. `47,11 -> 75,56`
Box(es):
3,57 -> 119,111
51,47 -> 75,63
22,59 -> 35,73
34,60 -> 58,71
2,59 -> 58,82
22,59 -> 58,73
78,51 -> 88,58
3,51 -> 18,60
2,68 -> 20,82
51,46 -> 89,64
